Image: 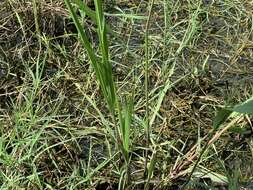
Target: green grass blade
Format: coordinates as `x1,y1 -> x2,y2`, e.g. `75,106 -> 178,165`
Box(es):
74,0 -> 115,35
233,98 -> 253,114
64,0 -> 104,91
105,12 -> 148,20
94,0 -> 116,113
213,96 -> 253,130
73,153 -> 117,187
213,108 -> 233,130
144,149 -> 157,190
143,0 -> 155,180
64,0 -> 98,67
122,98 -> 134,154
65,0 -> 116,113
150,70 -> 189,126
74,0 -> 96,21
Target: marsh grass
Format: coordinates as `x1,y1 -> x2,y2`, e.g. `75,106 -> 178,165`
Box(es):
64,0 -> 136,188
64,0 -> 116,114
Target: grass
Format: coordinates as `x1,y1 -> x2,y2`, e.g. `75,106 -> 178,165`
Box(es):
1,0 -> 253,189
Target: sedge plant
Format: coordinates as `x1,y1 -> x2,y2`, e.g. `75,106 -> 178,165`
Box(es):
64,0 -> 134,187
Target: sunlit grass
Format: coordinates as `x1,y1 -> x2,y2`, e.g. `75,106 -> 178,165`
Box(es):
64,0 -> 135,187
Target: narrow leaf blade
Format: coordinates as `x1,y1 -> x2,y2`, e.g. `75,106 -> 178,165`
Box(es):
233,99 -> 253,115
213,108 -> 233,130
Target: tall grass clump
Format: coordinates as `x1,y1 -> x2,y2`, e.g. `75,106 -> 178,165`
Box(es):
64,0 -> 116,114
64,0 -> 134,186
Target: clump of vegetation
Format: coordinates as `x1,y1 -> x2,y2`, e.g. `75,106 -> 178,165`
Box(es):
0,0 -> 253,189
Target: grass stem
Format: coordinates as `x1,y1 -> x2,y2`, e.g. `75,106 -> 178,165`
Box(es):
144,0 -> 155,183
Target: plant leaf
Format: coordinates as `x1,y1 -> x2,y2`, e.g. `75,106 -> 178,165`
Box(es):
193,168 -> 228,184
233,99 -> 253,115
213,108 -> 233,130
65,0 -> 116,114
229,126 -> 248,135
120,98 -> 134,155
